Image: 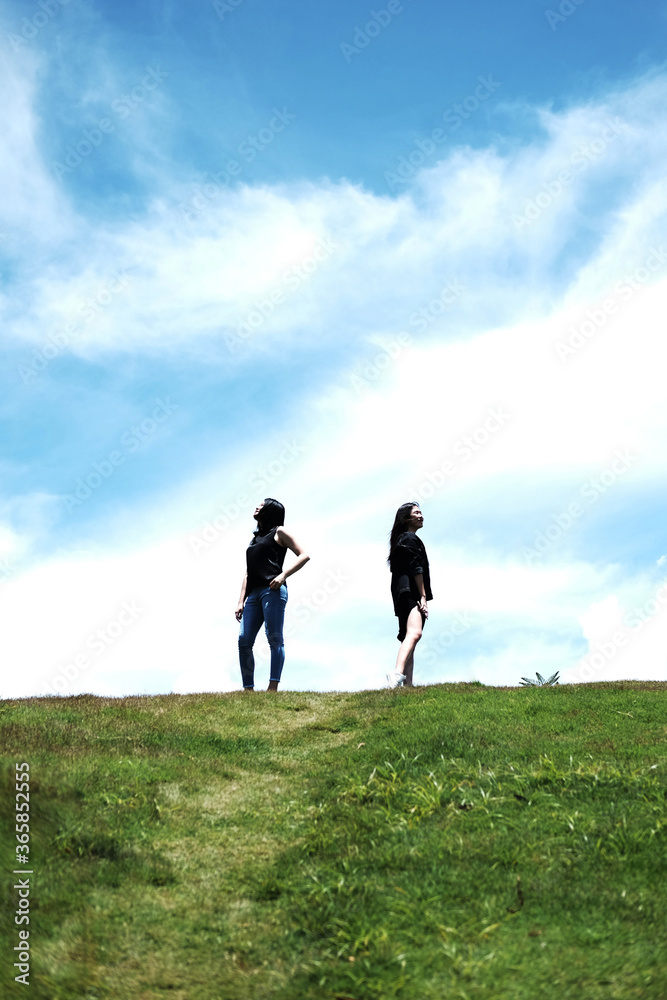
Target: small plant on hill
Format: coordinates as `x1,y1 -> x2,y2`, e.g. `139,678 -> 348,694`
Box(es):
520,670 -> 560,687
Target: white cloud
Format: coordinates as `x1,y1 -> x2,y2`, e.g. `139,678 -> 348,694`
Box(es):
0,47 -> 66,246
563,583 -> 667,684
579,595 -> 625,641
5,68 -> 667,360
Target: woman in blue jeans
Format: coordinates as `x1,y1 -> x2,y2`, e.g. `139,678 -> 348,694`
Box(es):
235,498 -> 310,691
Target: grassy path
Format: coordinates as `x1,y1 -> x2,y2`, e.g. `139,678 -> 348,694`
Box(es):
1,681 -> 666,998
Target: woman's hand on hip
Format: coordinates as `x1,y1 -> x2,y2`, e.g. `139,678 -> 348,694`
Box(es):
269,573 -> 286,590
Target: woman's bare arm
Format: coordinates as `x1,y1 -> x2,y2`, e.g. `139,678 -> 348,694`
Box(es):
414,573 -> 428,617
235,572 -> 248,621
270,527 -> 310,587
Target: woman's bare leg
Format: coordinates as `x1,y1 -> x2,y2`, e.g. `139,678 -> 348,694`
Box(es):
404,649 -> 415,686
394,606 -> 423,682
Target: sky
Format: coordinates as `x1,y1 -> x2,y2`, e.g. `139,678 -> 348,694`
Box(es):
2,0 -> 667,698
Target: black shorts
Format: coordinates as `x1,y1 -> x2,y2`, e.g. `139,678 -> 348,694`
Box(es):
396,594 -> 426,642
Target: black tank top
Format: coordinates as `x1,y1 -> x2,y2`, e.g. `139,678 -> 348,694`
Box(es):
245,526 -> 287,594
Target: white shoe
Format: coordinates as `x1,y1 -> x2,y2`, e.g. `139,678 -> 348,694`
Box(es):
386,671 -> 406,689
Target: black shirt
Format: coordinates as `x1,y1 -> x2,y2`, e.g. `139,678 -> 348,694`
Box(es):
245,526 -> 287,596
390,531 -> 433,614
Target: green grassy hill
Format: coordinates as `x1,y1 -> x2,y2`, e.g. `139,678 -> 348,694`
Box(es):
2,681 -> 666,999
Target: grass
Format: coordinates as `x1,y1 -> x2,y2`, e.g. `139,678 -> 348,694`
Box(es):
1,681 -> 666,999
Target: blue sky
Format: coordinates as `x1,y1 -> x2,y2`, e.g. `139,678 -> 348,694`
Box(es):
2,0 -> 667,697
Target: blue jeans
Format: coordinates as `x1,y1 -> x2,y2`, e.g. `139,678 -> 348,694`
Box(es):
238,585 -> 287,687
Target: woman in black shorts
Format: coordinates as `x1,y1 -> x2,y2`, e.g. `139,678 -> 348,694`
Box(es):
386,501 -> 432,688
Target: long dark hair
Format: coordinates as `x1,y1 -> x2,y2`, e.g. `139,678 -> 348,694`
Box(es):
253,498 -> 285,538
387,501 -> 420,565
